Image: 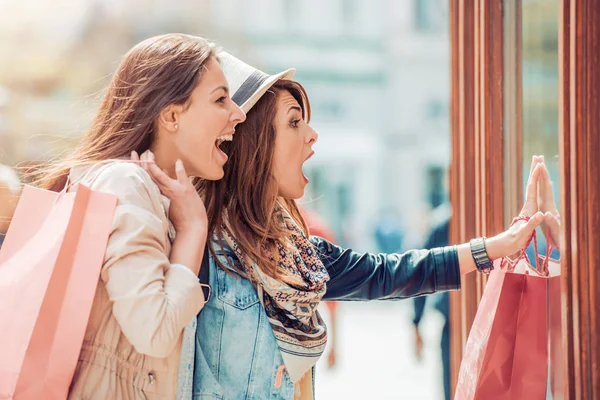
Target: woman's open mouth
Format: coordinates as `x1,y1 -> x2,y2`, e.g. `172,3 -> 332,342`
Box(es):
214,134 -> 233,163
301,150 -> 315,183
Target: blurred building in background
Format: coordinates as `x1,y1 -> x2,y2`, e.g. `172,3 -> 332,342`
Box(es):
215,0 -> 451,252
0,0 -> 450,253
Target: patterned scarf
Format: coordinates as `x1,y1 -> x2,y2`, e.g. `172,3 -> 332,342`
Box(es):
221,204 -> 329,383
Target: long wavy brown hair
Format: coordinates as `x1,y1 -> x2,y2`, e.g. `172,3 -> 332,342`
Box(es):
32,34 -> 215,191
202,80 -> 311,279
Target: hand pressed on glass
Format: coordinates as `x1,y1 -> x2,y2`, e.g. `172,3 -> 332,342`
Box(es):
471,157 -> 543,262
536,155 -> 560,251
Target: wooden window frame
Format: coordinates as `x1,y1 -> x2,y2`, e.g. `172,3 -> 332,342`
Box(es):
450,0 -> 600,397
449,0 -> 504,392
561,0 -> 600,397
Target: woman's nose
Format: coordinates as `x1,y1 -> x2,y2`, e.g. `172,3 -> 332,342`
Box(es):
231,102 -> 246,123
306,126 -> 318,144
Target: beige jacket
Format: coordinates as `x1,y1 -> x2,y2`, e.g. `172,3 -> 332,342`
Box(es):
67,162 -> 205,399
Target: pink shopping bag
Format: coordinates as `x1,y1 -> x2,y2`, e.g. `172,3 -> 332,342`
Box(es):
0,183 -> 117,400
455,220 -> 557,399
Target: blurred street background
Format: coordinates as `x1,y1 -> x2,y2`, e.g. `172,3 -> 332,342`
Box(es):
315,301 -> 446,399
0,0 -> 452,253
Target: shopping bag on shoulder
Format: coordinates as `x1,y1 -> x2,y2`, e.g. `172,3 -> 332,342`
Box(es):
0,180 -> 117,399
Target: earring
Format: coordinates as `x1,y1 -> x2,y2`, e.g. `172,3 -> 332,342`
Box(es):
174,124 -> 179,131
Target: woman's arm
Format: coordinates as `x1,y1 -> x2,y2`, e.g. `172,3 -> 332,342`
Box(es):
320,156 -> 547,301
94,163 -> 206,358
316,237 -> 460,301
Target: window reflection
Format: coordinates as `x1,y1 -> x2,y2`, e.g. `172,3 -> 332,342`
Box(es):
522,0 -> 560,262
505,0 -> 562,398
413,0 -> 448,33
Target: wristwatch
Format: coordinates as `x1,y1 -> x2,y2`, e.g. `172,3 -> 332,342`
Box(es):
470,237 -> 494,274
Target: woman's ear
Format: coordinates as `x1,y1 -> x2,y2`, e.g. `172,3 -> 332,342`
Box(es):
158,103 -> 184,133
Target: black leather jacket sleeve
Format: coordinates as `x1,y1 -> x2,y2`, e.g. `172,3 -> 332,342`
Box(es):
310,236 -> 461,301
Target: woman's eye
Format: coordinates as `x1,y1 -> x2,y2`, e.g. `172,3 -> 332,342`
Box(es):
291,119 -> 300,128
216,96 -> 226,103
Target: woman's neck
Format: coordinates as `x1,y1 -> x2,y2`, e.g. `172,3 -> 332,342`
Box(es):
150,139 -> 178,179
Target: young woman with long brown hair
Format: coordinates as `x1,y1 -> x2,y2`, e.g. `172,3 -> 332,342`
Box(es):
137,52 -> 551,400
34,34 -> 245,399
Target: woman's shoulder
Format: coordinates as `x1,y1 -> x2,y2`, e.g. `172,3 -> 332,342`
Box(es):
72,161 -> 162,209
96,161 -> 151,184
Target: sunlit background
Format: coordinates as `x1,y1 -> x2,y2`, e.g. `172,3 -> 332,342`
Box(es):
0,0 -> 452,398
